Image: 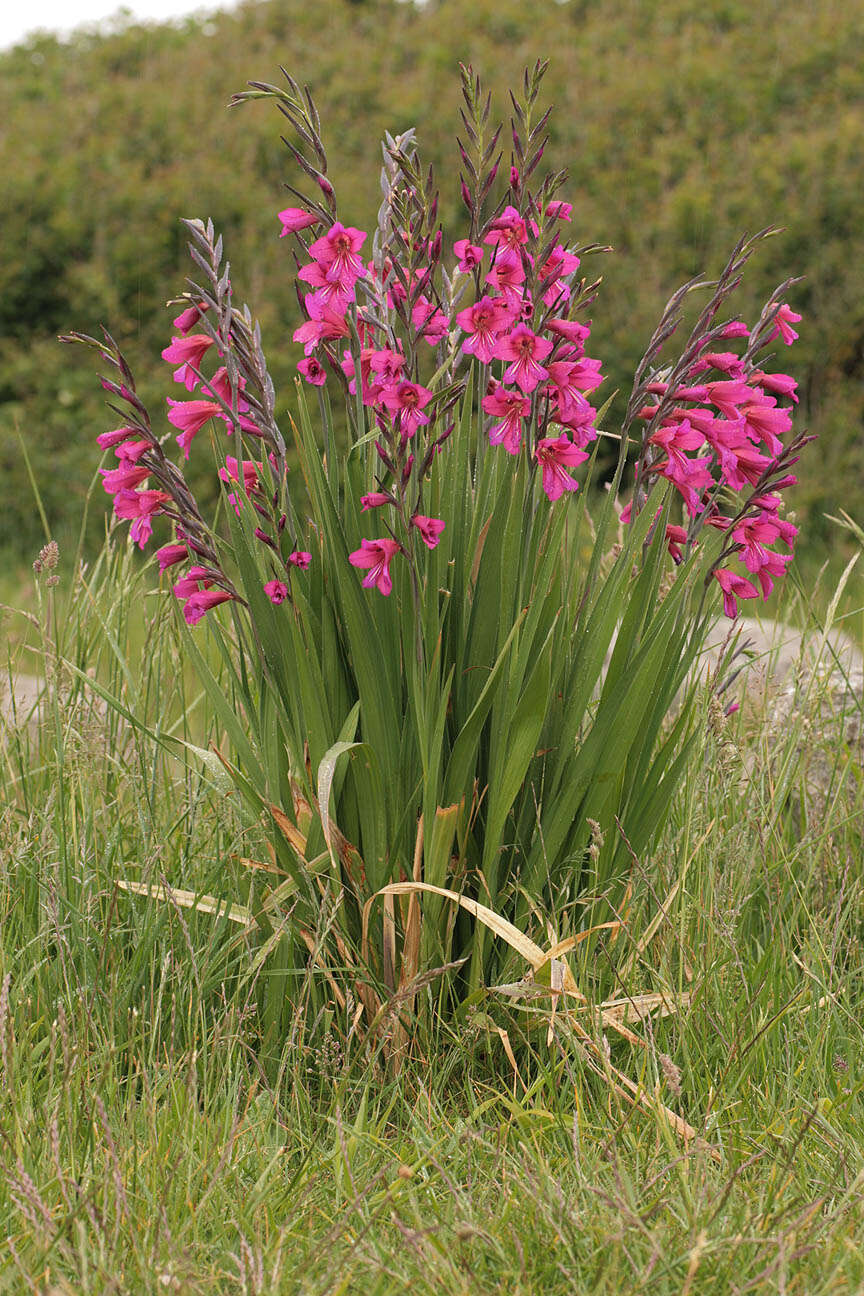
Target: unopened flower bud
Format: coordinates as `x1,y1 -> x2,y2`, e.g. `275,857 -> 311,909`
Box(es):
460,179 -> 473,212
254,526 -> 276,549
278,513 -> 287,533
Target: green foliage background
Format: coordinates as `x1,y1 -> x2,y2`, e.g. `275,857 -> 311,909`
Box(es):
0,0 -> 861,560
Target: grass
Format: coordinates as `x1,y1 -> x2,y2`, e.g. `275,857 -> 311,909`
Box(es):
1,541 -> 863,1293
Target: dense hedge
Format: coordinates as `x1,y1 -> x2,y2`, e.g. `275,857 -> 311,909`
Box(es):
1,0 -> 861,559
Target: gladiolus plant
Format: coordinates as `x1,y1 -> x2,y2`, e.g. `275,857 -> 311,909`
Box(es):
65,63 -> 809,1051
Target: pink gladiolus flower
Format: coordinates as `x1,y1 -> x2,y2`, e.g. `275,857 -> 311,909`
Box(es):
379,381 -> 433,438
482,386 -> 530,454
703,420 -> 771,491
161,333 -> 214,391
306,222 -> 367,294
545,318 -> 591,350
115,439 -> 151,463
297,257 -> 356,309
768,303 -> 801,346
484,205 -> 529,250
97,426 -> 138,450
535,435 -> 589,501
278,207 -> 322,236
182,589 -> 234,625
113,488 -> 170,548
538,244 -> 581,307
718,321 -> 749,340
412,295 -> 449,345
288,550 -> 311,569
750,369 -> 799,404
368,348 -> 406,391
689,351 -> 746,379
665,524 -> 688,564
545,200 -> 573,221
454,239 -> 483,271
732,516 -> 794,596
173,566 -> 215,599
293,293 -> 351,355
156,543 -> 188,573
264,579 -> 289,604
297,357 -> 327,386
100,463 -> 150,495
456,296 -> 513,364
167,397 -> 222,457
485,246 -> 526,298
219,456 -> 261,493
703,380 -> 753,420
648,420 -> 713,516
411,514 -> 445,549
361,492 -> 391,510
740,396 -> 792,457
173,300 -> 209,334
349,537 -> 401,596
494,325 -> 553,393
714,567 -> 759,619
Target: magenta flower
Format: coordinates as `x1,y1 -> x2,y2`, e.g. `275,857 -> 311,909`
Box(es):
482,386 -> 530,454
545,318 -> 591,350
173,300 -> 209,334
156,543 -> 188,573
297,357 -> 327,386
167,397 -> 222,457
411,514 -> 445,549
768,303 -> 801,346
288,550 -> 312,569
494,325 -> 553,394
454,239 -> 483,271
718,321 -> 749,340
750,369 -> 798,404
732,516 -> 793,596
740,396 -> 792,457
456,296 -> 513,364
484,205 -> 529,250
100,463 -> 150,495
545,199 -> 573,221
114,439 -> 151,463
293,293 -> 351,355
535,435 -> 589,502
349,537 -> 401,596
182,589 -> 234,626
714,567 -> 759,619
113,488 -> 170,548
306,222 -> 367,295
703,420 -> 770,491
689,351 -> 746,379
173,566 -> 215,599
264,579 -> 289,604
412,296 -> 449,345
703,379 -> 753,420
278,207 -> 322,236
379,381 -> 433,438
648,420 -> 714,516
485,246 -> 526,298
665,524 -> 688,564
97,426 -> 138,451
219,456 -> 261,493
361,492 -> 391,511
538,244 -> 581,307
161,333 -> 215,391
368,348 -> 406,389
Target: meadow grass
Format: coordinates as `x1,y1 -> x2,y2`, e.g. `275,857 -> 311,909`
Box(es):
1,542 -> 863,1294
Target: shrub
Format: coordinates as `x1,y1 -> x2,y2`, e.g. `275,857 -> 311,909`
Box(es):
65,63 -> 808,1058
